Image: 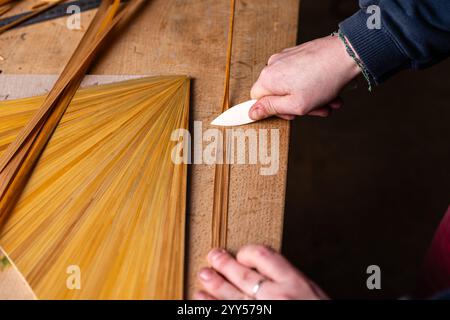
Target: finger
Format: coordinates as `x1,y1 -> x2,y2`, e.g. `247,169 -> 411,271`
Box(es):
282,45 -> 302,53
267,53 -> 282,66
251,65 -> 289,99
269,49 -> 301,65
266,50 -> 299,65
251,281 -> 287,300
240,279 -> 310,300
207,248 -> 267,297
249,95 -> 298,121
277,114 -> 295,121
308,281 -> 329,299
250,78 -> 272,100
236,244 -> 301,283
329,97 -> 343,109
198,267 -> 246,300
194,290 -> 217,300
307,97 -> 344,117
307,107 -> 331,117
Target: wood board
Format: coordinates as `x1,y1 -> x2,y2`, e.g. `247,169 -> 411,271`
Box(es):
0,0 -> 300,298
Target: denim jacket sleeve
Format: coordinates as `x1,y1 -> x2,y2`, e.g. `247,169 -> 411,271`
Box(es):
339,0 -> 450,83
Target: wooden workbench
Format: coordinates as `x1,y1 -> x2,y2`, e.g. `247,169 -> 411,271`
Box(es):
0,0 -> 300,298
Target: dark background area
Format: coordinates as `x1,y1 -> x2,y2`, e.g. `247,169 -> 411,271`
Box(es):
282,0 -> 450,299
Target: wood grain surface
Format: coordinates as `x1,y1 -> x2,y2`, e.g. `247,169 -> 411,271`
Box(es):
0,0 -> 299,298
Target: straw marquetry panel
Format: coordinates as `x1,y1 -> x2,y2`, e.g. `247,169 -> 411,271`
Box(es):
0,76 -> 190,299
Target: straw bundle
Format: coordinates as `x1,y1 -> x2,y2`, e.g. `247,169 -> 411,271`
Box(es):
211,0 -> 235,249
0,0 -> 18,17
0,76 -> 190,299
0,0 -> 66,34
0,0 -> 146,223
0,0 -> 191,300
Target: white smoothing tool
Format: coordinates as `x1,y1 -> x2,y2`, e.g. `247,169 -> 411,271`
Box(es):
211,99 -> 258,126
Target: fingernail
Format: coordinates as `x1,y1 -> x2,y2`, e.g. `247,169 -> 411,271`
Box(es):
199,268 -> 213,281
249,104 -> 265,120
208,248 -> 226,261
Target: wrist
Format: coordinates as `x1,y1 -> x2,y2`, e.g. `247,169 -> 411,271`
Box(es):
332,30 -> 375,91
344,37 -> 362,77
332,34 -> 361,79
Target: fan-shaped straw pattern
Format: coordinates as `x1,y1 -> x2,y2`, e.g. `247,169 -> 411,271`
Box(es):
0,76 -> 190,299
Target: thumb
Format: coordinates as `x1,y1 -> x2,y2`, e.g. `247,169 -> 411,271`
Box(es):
249,95 -> 295,121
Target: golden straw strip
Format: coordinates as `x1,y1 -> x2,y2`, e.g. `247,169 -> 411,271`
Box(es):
0,0 -> 66,36
0,4 -> 14,17
0,0 -> 18,6
211,0 -> 236,248
0,0 -> 144,173
0,0 -> 146,221
211,0 -> 236,249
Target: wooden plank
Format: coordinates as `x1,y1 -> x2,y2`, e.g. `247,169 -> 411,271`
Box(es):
0,0 -> 299,298
0,74 -> 144,99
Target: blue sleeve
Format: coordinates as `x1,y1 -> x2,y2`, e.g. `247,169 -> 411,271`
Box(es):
339,0 -> 450,83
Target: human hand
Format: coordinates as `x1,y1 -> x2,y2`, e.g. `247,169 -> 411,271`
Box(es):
195,245 -> 328,300
249,35 -> 361,120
